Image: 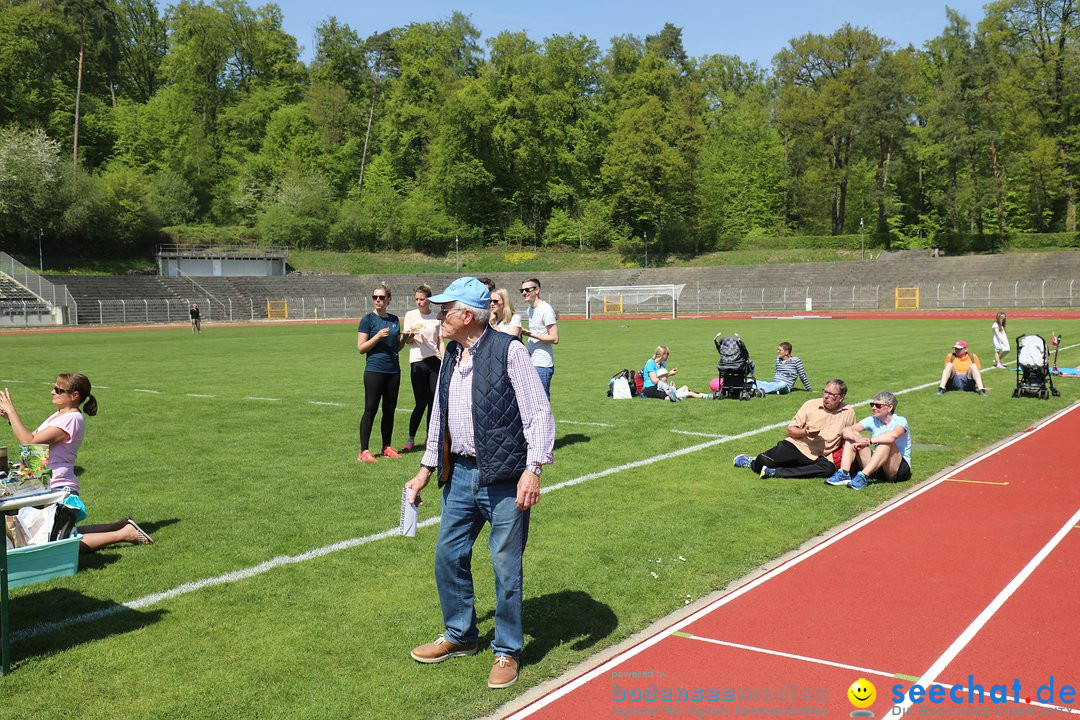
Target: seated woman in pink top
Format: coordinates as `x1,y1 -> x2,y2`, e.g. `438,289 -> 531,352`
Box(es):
0,372 -> 153,552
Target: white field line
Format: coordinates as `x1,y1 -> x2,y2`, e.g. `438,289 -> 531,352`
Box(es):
13,368 -> 1080,644
0,379 -> 26,382
243,396 -> 280,401
889,506 -> 1080,716
558,420 -> 612,427
502,400 -> 1080,720
132,389 -> 161,394
309,401 -> 344,406
185,393 -> 215,398
670,430 -> 728,438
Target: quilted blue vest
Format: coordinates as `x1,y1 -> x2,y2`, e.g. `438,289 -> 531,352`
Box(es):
436,327 -> 527,487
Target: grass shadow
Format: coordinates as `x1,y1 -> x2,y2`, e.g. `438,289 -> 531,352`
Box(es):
6,587 -> 165,667
553,433 -> 589,452
479,589 -> 616,665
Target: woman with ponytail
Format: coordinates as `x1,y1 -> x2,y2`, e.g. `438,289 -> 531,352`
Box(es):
0,372 -> 153,552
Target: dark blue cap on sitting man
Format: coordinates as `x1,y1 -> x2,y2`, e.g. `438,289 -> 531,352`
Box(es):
429,277 -> 490,309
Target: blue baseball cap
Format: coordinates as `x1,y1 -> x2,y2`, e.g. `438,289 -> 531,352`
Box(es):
429,277 -> 490,309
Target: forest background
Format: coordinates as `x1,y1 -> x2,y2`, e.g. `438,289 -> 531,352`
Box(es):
1,0 -> 1078,263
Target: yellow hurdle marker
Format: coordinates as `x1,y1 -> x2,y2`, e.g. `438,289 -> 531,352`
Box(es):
943,477 -> 1010,486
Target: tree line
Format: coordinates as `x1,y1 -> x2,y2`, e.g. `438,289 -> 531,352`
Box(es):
1,0 -> 1077,260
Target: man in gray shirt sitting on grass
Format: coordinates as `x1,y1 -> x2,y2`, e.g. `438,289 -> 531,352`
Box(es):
753,342 -> 812,397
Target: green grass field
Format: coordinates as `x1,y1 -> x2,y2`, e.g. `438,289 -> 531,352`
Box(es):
3,317 -> 1079,719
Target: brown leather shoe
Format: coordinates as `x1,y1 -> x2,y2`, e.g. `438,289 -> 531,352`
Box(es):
488,655 -> 519,689
410,635 -> 478,664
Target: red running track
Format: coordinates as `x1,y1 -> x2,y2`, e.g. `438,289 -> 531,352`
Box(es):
503,402 -> 1080,719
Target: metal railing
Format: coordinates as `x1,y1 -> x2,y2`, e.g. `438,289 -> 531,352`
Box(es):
154,244 -> 289,258
0,252 -> 77,324
24,277 -> 1080,326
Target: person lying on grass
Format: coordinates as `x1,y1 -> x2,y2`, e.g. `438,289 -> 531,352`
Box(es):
0,374 -> 154,552
825,390 -> 911,490
733,379 -> 855,478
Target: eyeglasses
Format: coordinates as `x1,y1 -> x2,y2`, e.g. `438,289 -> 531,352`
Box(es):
372,295 -> 388,300
870,402 -> 889,409
520,287 -> 537,294
822,390 -> 844,398
52,386 -> 68,395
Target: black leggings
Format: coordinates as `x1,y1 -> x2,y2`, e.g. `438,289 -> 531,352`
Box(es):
360,371 -> 400,452
752,440 -> 836,479
409,356 -> 441,438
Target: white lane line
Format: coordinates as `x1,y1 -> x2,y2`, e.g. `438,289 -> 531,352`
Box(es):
502,400 -> 1080,719
133,389 -> 161,394
1,379 -> 25,383
670,430 -> 727,438
95,385 -> 110,389
674,632 -> 902,681
185,394 -> 215,398
309,401 -> 344,406
675,633 -> 1079,713
558,420 -> 612,427
889,506 -> 1080,715
244,396 -> 280,401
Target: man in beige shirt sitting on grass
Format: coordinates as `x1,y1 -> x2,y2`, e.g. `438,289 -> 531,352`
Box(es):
733,378 -> 856,479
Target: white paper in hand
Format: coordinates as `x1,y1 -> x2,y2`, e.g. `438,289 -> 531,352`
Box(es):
400,487 -> 418,537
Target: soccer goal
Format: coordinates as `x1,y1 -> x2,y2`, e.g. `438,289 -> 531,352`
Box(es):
584,284 -> 684,319
266,300 -> 289,319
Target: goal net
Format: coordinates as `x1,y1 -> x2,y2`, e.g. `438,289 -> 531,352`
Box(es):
266,300 -> 289,319
584,284 -> 684,319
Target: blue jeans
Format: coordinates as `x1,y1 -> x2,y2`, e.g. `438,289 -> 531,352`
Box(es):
434,457 -> 530,658
533,365 -> 554,397
754,379 -> 792,395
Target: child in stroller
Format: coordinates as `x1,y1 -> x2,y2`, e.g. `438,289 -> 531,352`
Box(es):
713,333 -> 757,400
1013,334 -> 1060,399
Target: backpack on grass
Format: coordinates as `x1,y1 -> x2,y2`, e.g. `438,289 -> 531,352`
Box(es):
608,369 -> 639,398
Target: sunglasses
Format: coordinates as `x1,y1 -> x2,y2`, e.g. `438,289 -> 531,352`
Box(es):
822,390 -> 844,397
52,386 -> 68,395
520,287 -> 537,294
490,300 -> 502,305
372,295 -> 388,300
870,402 -> 889,409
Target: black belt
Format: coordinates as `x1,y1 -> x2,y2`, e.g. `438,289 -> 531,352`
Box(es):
451,453 -> 476,465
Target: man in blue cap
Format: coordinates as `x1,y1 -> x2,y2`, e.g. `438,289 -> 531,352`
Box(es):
405,277 -> 555,690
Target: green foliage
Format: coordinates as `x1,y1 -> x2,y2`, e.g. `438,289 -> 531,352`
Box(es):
0,125 -> 65,246
91,164 -> 163,250
3,3 -> 1080,257
542,208 -> 578,247
150,169 -> 197,225
254,171 -> 335,249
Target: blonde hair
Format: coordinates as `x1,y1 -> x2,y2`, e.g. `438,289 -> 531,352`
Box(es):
57,372 -> 97,416
653,345 -> 669,361
374,282 -> 391,298
491,288 -> 515,324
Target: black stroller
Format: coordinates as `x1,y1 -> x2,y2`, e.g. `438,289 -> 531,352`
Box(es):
713,332 -> 756,400
1012,334 -> 1060,399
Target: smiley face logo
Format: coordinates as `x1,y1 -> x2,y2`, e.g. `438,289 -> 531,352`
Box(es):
848,678 -> 876,709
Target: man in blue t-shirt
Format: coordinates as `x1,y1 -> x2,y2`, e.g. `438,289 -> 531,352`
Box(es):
825,390 -> 911,490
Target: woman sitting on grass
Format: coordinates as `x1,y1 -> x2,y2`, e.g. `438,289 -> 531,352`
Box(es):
641,346 -> 711,401
0,373 -> 153,552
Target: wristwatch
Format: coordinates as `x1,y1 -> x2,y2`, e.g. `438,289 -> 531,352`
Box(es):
526,463 -> 543,476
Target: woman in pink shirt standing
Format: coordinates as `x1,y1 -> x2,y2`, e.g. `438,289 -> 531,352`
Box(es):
0,372 -> 153,552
